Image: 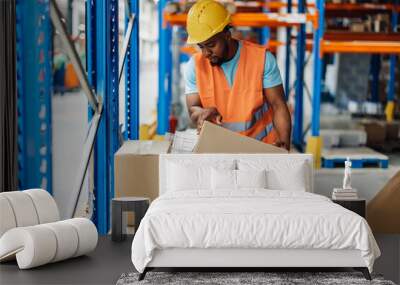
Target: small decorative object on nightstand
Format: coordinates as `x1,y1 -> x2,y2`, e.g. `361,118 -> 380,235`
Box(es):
332,198 -> 366,218
332,157 -> 358,200
112,197 -> 149,242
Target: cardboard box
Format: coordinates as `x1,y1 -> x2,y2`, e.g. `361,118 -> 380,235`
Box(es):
193,121 -> 287,154
386,122 -> 400,141
114,140 -> 171,201
359,121 -> 386,147
114,140 -> 171,225
359,120 -> 400,147
367,171 -> 400,234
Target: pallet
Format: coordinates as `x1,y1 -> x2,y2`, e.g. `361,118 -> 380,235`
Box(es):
322,147 -> 389,169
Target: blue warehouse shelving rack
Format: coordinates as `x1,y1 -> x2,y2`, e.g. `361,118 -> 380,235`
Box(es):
85,0 -> 121,235
307,1 -> 400,168
85,0 -> 140,234
16,0 -> 53,193
53,0 -> 139,234
17,0 -> 140,235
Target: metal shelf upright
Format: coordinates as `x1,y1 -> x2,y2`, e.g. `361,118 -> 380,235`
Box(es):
157,0 -> 173,136
124,0 -> 140,140
387,0 -> 399,122
125,0 -> 140,140
284,0 -> 293,99
16,0 -> 53,193
292,0 -> 307,150
86,0 -> 120,234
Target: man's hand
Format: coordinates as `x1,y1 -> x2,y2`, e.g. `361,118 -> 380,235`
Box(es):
190,106 -> 222,133
274,140 -> 290,151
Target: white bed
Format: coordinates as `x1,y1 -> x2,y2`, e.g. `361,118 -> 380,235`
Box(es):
131,154 -> 380,280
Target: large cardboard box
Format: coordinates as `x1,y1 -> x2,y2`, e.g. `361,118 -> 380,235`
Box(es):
114,140 -> 171,201
194,121 -> 287,154
367,171 -> 400,234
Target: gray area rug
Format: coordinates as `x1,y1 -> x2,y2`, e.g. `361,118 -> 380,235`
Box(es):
117,272 -> 396,285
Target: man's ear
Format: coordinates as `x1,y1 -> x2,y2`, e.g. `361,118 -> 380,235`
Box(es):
224,27 -> 232,40
226,31 -> 231,40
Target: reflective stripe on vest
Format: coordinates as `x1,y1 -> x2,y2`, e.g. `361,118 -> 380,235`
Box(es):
222,101 -> 269,132
255,122 -> 274,141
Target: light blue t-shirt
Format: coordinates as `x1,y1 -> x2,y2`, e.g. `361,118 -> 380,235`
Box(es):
184,42 -> 282,94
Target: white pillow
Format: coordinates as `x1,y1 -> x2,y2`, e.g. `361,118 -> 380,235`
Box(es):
238,159 -> 308,191
236,169 -> 267,189
266,163 -> 307,191
211,168 -> 236,190
167,162 -> 211,191
166,159 -> 236,192
211,169 -> 268,190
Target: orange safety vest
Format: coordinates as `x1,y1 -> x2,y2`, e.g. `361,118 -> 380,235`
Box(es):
194,40 -> 278,144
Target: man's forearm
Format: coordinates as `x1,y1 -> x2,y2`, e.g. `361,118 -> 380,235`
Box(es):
272,103 -> 292,149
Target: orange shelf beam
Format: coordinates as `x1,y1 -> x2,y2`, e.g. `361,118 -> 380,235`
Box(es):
181,39 -> 400,55
263,2 -> 315,9
321,40 -> 400,54
164,12 -> 317,28
180,40 -> 284,55
323,32 -> 400,42
325,3 -> 400,12
262,2 -> 400,11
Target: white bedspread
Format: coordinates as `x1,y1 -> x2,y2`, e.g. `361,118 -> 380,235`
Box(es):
131,190 -> 380,273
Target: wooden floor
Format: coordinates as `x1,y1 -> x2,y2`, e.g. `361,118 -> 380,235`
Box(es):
0,236 -> 133,285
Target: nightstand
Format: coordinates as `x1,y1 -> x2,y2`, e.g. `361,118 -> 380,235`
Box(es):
332,199 -> 366,218
111,197 -> 150,242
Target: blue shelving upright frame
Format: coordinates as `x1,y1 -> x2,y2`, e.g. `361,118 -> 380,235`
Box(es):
16,0 -> 53,193
125,0 -> 140,140
370,54 -> 381,102
157,0 -> 173,135
260,1 -> 271,45
284,0 -> 292,100
311,0 -> 325,139
293,0 -> 307,149
86,0 -> 120,234
388,0 -> 399,104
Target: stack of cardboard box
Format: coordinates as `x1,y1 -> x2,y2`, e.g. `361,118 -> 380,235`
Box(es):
359,120 -> 400,151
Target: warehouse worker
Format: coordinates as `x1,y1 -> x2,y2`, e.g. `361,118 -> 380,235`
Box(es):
184,0 -> 291,150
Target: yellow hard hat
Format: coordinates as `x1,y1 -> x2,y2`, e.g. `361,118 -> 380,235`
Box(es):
186,0 -> 231,45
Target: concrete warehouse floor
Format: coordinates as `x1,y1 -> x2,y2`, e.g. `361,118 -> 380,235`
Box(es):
0,235 -> 398,285
0,236 -> 133,285
4,90 -> 396,285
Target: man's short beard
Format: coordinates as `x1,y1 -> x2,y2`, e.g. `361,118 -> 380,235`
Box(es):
210,58 -> 223,66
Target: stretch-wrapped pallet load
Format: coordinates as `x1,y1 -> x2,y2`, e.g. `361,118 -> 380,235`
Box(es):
320,129 -> 367,149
